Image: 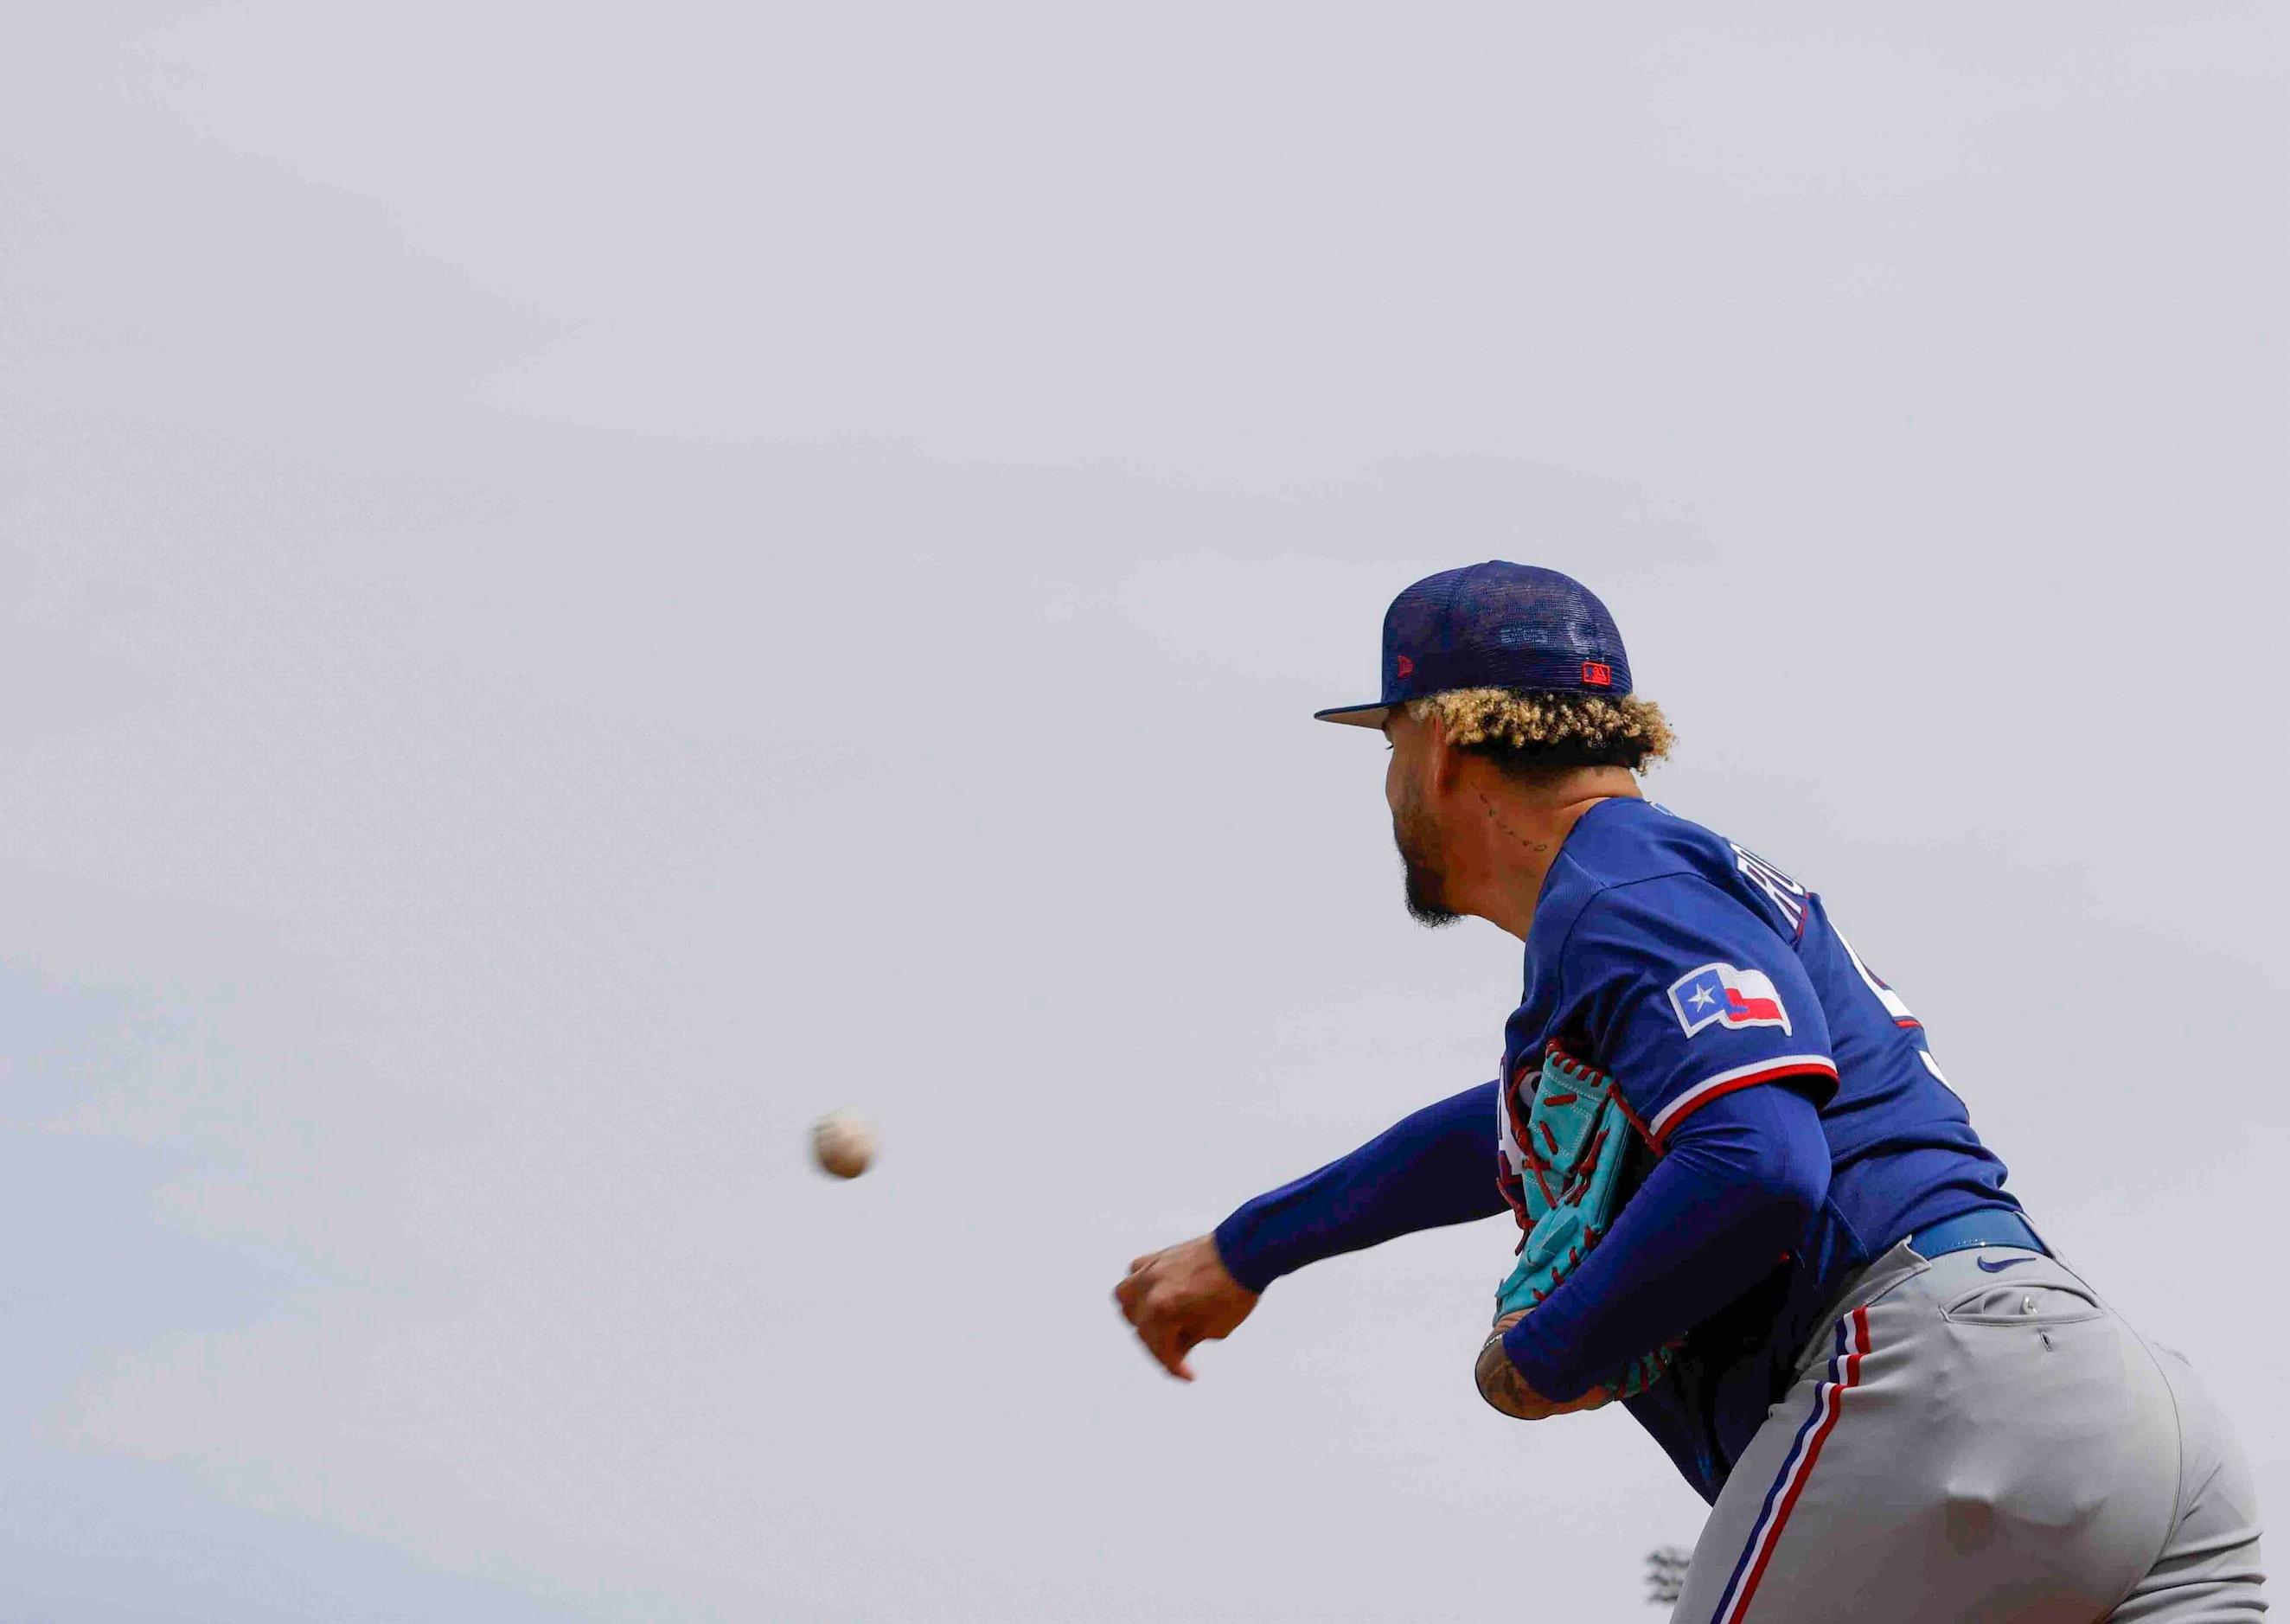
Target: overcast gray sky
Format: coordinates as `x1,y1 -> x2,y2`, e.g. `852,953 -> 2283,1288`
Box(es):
2,3 -> 2285,1620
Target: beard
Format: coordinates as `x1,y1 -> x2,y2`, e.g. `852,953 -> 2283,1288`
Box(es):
1392,790 -> 1460,928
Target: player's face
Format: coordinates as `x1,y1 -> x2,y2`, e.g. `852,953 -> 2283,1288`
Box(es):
1385,713 -> 1458,927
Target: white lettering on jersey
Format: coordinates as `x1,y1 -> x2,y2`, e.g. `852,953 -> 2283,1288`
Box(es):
1730,842 -> 1807,933
1840,922 -> 1962,1099
1830,922 -> 1920,1028
1919,1047 -> 1968,1103
1496,1082 -> 1528,1183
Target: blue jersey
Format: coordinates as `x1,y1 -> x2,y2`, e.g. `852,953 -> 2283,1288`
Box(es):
1500,796 -> 2017,1494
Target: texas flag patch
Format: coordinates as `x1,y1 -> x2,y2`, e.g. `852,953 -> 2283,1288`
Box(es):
1669,962 -> 1794,1037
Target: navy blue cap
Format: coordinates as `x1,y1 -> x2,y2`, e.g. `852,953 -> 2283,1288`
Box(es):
1315,561 -> 1633,728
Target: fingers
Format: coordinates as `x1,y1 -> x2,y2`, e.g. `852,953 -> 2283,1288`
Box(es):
1140,1320 -> 1199,1381
1148,1337 -> 1196,1381
1115,1240 -> 1238,1382
1114,1249 -> 1168,1318
1113,1269 -> 1202,1380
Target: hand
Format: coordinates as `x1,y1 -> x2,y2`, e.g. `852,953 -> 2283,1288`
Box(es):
1474,1310 -> 1614,1420
1113,1235 -> 1261,1381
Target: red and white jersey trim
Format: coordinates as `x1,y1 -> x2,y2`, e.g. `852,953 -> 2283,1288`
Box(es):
1647,1054 -> 1839,1148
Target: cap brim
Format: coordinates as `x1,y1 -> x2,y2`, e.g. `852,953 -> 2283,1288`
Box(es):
1312,701 -> 1391,729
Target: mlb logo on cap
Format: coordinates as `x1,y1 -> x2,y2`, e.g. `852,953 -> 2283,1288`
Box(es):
1668,962 -> 1794,1038
1315,561 -> 1634,728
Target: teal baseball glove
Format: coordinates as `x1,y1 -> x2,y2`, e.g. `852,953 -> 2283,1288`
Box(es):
1491,1046 -> 1674,1403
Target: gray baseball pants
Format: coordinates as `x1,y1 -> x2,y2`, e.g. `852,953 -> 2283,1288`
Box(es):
1671,1240 -> 2268,1621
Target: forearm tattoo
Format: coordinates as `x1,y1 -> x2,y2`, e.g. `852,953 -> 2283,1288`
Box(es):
1476,1327 -> 1547,1419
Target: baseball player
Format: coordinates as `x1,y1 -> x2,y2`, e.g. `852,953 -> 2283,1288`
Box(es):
1114,563 -> 2268,1620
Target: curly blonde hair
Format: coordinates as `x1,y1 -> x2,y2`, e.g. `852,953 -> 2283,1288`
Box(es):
1404,687 -> 1675,772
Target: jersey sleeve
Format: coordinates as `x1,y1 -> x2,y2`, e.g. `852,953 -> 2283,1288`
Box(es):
1557,874 -> 1838,1148
1211,1082 -> 1507,1293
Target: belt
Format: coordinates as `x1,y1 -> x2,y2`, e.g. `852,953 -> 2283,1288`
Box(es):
1905,1207 -> 2048,1262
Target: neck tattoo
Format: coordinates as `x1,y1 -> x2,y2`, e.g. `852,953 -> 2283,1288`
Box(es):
1478,790 -> 1551,855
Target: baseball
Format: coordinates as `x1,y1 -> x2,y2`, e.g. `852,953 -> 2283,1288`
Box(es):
811,1110 -> 879,1180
